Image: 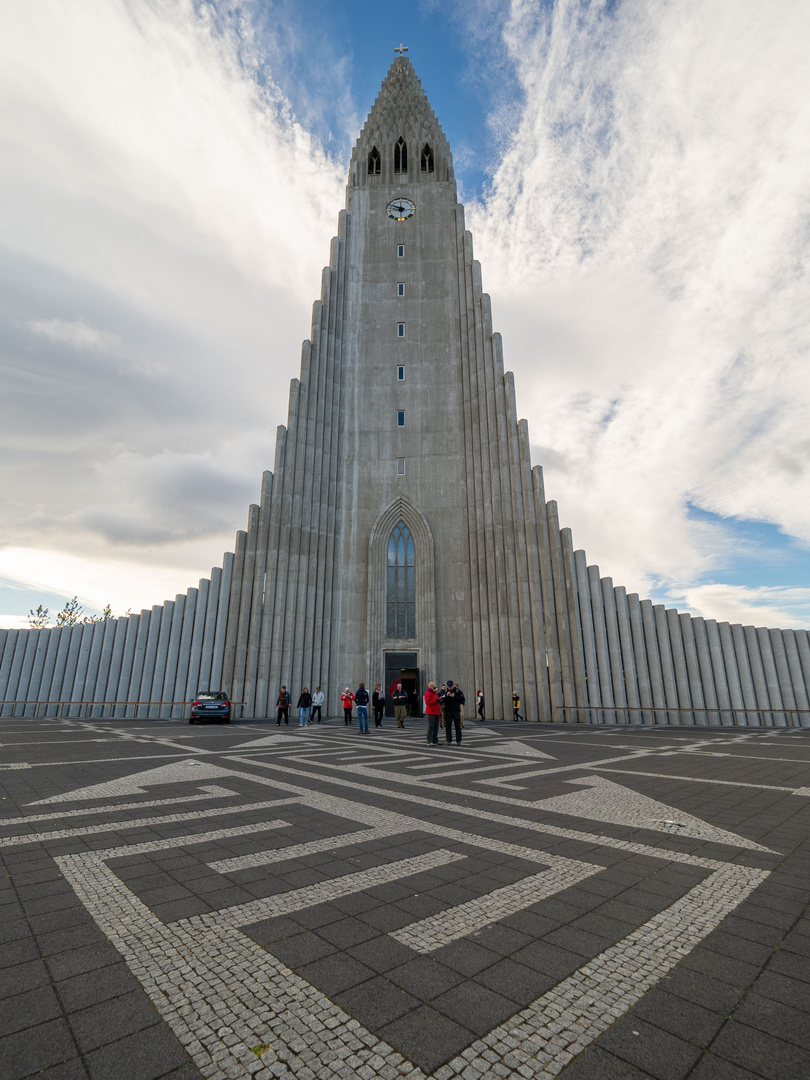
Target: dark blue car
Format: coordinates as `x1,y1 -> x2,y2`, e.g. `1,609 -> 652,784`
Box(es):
189,691 -> 231,724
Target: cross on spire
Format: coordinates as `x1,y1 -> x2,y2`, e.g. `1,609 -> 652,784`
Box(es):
394,43 -> 408,56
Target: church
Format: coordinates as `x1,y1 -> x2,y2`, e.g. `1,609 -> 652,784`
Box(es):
1,54 -> 808,726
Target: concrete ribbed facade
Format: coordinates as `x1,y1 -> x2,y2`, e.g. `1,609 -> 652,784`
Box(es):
2,57 -> 808,726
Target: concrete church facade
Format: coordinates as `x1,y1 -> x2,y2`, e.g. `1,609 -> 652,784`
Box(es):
2,56 -> 809,725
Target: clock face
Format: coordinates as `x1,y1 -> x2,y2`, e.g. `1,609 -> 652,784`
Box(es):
386,197 -> 416,221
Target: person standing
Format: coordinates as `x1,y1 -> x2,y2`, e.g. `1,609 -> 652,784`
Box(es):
275,685 -> 290,726
372,684 -> 385,727
444,680 -> 463,745
311,686 -> 324,723
355,683 -> 370,733
297,687 -> 312,727
439,683 -> 448,733
512,691 -> 523,721
392,682 -> 409,728
424,682 -> 441,746
477,689 -> 485,720
341,687 -> 354,725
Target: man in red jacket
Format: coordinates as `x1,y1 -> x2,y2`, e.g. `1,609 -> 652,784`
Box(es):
424,682 -> 441,746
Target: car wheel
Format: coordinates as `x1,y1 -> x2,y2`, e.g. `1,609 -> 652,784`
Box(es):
188,718 -> 195,725
222,717 -> 230,724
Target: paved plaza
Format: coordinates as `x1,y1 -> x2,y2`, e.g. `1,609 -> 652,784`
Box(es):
0,716 -> 808,1080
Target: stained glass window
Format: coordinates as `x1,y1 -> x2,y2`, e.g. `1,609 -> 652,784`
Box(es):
386,520 -> 415,639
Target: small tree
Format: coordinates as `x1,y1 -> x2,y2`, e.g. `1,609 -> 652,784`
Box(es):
56,596 -> 84,626
28,605 -> 50,629
83,603 -> 113,624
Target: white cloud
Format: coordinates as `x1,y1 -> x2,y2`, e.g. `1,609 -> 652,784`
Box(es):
676,584 -> 810,630
28,318 -> 121,351
0,0 -> 344,619
469,0 -> 810,611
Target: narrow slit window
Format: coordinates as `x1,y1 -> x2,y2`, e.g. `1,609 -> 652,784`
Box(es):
396,457 -> 405,475
421,143 -> 434,173
394,137 -> 408,174
397,411 -> 405,427
397,366 -> 404,381
397,244 -> 405,257
397,282 -> 405,297
368,146 -> 381,175
397,323 -> 405,338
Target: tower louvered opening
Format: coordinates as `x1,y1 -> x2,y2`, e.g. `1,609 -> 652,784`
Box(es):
421,143 -> 434,173
368,146 -> 381,175
394,137 -> 408,174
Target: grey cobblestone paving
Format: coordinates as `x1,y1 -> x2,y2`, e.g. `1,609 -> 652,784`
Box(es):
0,717 -> 808,1079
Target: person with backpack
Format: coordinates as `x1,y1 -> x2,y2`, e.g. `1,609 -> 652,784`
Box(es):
444,680 -> 464,745
355,683 -> 370,733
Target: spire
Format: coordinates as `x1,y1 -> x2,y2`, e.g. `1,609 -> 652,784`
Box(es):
349,55 -> 454,186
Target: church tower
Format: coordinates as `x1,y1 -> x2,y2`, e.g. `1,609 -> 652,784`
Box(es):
2,54 -> 808,727
221,54 -> 558,720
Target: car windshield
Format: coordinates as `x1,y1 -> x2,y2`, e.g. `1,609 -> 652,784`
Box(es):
196,691 -> 228,701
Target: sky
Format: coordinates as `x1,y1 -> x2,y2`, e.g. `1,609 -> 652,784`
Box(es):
1,0 -> 809,632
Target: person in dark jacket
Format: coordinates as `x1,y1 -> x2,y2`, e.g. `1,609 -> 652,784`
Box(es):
372,684 -> 385,727
355,683 -> 370,733
297,688 -> 312,727
477,690 -> 485,720
444,680 -> 464,745
275,685 -> 290,726
392,682 -> 409,728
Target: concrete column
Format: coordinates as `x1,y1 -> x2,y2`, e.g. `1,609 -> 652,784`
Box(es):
69,624 -> 95,718
91,620 -> 117,717
199,567 -> 222,694
546,502 -> 576,719
210,553 -> 234,701
137,605 -> 163,718
653,606 -> 679,723
161,595 -> 186,718
743,625 -> 770,722
150,601 -> 175,716
613,588 -> 640,723
516,422 -> 549,722
126,611 -> 152,717
757,626 -> 784,725
560,529 -> 588,714
588,565 -> 614,722
794,631 -> 810,726
705,620 -> 732,725
718,622 -> 745,726
627,594 -> 653,722
0,630 -> 15,713
221,529 -> 247,697
115,615 -> 140,717
692,618 -> 719,724
769,628 -> 797,724
574,550 -> 600,721
16,630 -> 40,717
781,630 -> 809,721
666,608 -> 692,724
173,588 -> 199,712
103,617 -> 129,715
82,622 -> 107,718
24,629 -> 53,716
3,631 -> 29,716
232,503 -> 260,710
730,623 -> 758,725
185,580 -> 210,706
46,627 -> 71,709
601,578 -> 628,723
38,629 -> 62,716
678,614 -> 705,725
533,473 -> 564,720
641,600 -> 667,723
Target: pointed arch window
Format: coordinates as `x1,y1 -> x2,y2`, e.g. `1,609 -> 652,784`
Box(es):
387,521 -> 415,639
394,137 -> 408,174
421,143 -> 434,173
368,146 -> 381,175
